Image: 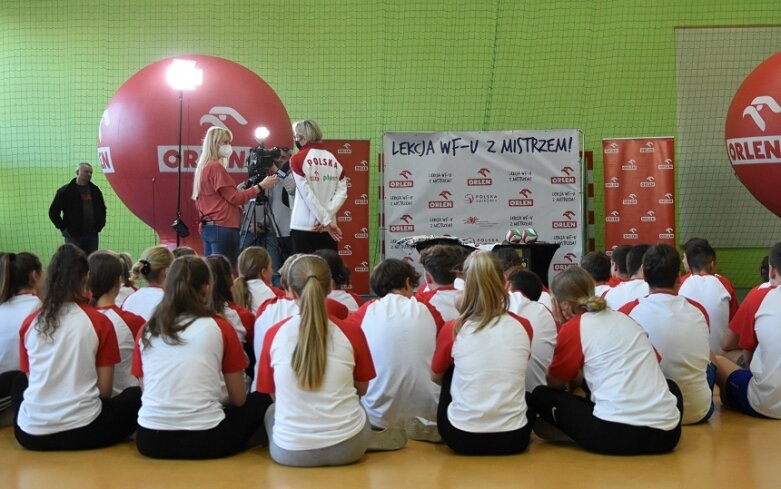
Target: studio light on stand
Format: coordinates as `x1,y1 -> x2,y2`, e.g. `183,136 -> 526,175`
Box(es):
166,58 -> 203,246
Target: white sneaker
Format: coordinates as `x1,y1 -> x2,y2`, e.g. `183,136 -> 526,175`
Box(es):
368,426 -> 407,451
404,416 -> 442,443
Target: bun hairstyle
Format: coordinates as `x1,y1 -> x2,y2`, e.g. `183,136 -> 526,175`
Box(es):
87,251 -> 123,306
144,256 -> 214,346
131,246 -> 174,285
549,266 -> 605,314
312,248 -> 350,287
287,255 -> 332,390
455,251 -> 508,336
232,246 -> 271,309
38,244 -> 89,338
0,251 -> 42,304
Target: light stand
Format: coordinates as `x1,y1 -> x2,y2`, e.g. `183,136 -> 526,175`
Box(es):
166,59 -> 203,246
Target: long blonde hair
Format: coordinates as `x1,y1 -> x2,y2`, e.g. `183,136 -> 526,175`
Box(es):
454,251 -> 508,336
288,255 -> 331,390
549,266 -> 606,314
232,246 -> 271,309
192,126 -> 232,200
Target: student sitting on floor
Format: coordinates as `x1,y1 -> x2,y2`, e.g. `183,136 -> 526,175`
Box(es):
715,242 -> 781,420
416,244 -> 466,322
122,245 -> 174,320
607,244 -> 631,287
581,251 -> 612,297
431,251 -> 535,456
233,246 -> 282,315
603,244 -> 651,310
133,256 -> 269,459
529,266 -> 682,455
313,248 -> 364,313
13,244 -> 141,451
114,252 -> 137,307
620,244 -> 714,424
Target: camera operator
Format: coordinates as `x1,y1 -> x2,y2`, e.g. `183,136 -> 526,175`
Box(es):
289,119 -> 347,253
240,148 -> 295,287
192,126 -> 277,266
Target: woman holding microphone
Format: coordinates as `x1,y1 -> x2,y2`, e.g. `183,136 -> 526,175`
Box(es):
289,120 -> 348,253
193,126 -> 278,266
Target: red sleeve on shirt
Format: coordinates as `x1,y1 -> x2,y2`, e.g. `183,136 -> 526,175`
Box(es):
618,299 -> 640,316
18,310 -> 40,373
205,162 -> 256,206
345,299 -> 374,328
416,287 -> 436,304
334,319 -> 376,382
683,298 -> 711,331
130,326 -> 145,378
230,302 -> 256,345
507,311 -> 534,342
421,300 -> 445,334
348,291 -> 364,307
290,149 -> 307,177
732,286 -> 775,352
432,321 -> 456,374
257,318 -> 291,394
327,298 -> 349,320
256,296 -> 280,318
548,315 -> 585,382
118,307 -> 146,338
716,274 -> 739,319
80,303 -> 121,367
213,317 -> 249,373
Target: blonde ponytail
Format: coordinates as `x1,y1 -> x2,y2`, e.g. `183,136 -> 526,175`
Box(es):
455,251 -> 507,336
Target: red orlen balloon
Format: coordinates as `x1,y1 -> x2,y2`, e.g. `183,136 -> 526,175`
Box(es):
725,51 -> 781,218
97,55 -> 292,250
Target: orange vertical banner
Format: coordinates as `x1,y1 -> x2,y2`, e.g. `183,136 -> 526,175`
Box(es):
603,137 -> 675,252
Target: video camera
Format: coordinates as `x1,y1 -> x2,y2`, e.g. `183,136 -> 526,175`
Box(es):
246,143 -> 286,187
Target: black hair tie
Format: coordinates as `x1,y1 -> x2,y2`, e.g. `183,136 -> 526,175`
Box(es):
140,259 -> 152,275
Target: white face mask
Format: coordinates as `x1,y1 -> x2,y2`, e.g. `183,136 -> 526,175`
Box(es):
218,144 -> 233,159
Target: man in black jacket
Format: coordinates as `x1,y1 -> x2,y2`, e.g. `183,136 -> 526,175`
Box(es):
48,162 -> 106,255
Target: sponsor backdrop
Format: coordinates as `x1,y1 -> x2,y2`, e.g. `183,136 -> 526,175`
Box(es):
383,130 -> 583,282
602,137 -> 676,252
321,140 -> 371,295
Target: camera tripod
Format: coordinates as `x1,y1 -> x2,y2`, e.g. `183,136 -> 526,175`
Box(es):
238,189 -> 290,262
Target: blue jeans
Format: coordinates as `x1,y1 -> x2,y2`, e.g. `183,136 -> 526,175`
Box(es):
201,225 -> 240,266
260,234 -> 292,288
64,232 -> 99,256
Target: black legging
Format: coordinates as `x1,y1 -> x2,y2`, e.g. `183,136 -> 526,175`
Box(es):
437,367 -> 535,455
291,230 -> 338,254
11,372 -> 141,451
136,392 -> 272,459
529,380 -> 683,455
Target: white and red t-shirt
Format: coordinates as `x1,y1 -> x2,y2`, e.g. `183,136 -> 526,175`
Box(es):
95,305 -> 144,397
508,291 -> 557,392
549,309 -> 680,430
289,142 -> 348,230
328,289 -> 363,313
18,303 -> 120,435
432,313 -> 533,433
257,316 -> 375,450
224,302 -> 254,345
253,296 -> 300,379
122,286 -> 164,321
247,279 -> 280,315
114,284 -> 136,308
0,294 -> 41,374
603,278 -> 649,310
350,294 -> 443,428
416,278 -> 464,296
594,283 -> 611,298
538,290 -> 553,311
728,285 -> 781,418
678,273 -> 738,354
132,315 -> 247,430
620,292 -> 711,424
416,286 -> 460,322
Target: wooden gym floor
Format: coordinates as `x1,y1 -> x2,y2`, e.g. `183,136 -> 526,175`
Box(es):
1,397 -> 778,489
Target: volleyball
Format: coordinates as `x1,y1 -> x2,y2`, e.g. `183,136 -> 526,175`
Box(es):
506,228 -> 524,243
521,227 -> 539,243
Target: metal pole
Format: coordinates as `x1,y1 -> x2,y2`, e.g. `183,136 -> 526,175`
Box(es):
176,90 -> 183,247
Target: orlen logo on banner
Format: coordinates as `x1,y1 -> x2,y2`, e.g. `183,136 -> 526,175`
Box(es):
621,159 -> 638,171
552,210 -> 577,229
389,214 -> 415,233
659,227 -> 675,239
724,52 -> 781,218
641,210 -> 657,222
604,142 -> 619,154
467,168 -> 493,186
553,252 -> 578,271
389,170 -> 414,188
429,190 -> 454,209
658,193 -> 674,205
640,141 -> 655,153
337,210 -> 352,223
551,166 -> 576,184
640,176 -> 656,188
354,160 -> 369,172
658,158 -> 674,170
354,227 -> 369,239
623,193 -> 638,205
605,210 -> 620,223
339,244 -> 353,256
604,176 -> 620,188
509,188 -> 534,207
355,261 -> 370,273
338,143 -> 352,154
623,227 -> 639,240
354,193 -> 369,205
97,146 -> 115,174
